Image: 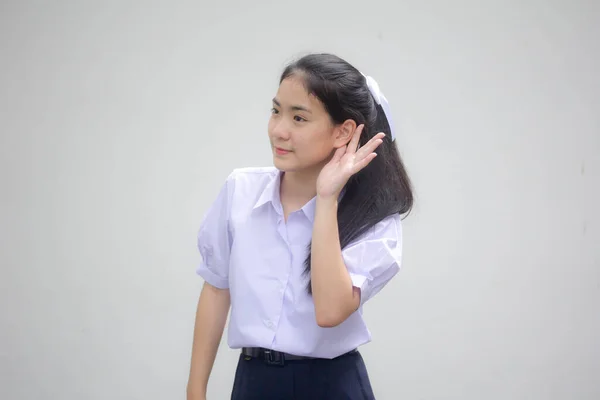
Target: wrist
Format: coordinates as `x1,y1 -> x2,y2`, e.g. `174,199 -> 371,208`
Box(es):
316,193 -> 339,206
187,384 -> 207,400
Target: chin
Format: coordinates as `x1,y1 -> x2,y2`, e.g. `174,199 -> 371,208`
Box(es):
273,158 -> 293,172
273,155 -> 326,174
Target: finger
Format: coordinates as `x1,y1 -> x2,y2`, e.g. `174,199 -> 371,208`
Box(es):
373,132 -> 386,141
355,132 -> 385,157
331,145 -> 346,163
347,124 -> 364,155
355,135 -> 384,160
352,152 -> 378,174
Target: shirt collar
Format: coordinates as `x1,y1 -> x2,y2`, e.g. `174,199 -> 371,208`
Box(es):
252,169 -> 317,223
300,196 -> 316,223
253,169 -> 283,215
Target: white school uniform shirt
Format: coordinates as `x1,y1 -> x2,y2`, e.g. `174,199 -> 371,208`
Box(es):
196,166 -> 402,359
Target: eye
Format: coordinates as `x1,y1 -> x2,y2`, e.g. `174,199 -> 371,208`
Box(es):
271,108 -> 279,114
293,115 -> 306,122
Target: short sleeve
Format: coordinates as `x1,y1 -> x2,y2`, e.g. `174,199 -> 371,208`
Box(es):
341,214 -> 403,305
195,174 -> 234,289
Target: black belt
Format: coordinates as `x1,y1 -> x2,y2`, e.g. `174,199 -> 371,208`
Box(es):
241,347 -> 357,366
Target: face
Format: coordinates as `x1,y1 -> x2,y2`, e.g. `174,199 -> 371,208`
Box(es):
268,75 -> 351,173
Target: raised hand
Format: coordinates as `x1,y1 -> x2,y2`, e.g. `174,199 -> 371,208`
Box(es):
316,124 -> 385,199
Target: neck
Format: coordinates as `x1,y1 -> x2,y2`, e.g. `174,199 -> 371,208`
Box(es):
280,166 -> 321,203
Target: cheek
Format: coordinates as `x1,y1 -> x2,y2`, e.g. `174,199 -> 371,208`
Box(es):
312,126 -> 336,147
297,129 -> 335,158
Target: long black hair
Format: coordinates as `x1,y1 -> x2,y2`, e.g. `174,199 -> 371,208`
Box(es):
279,53 -> 414,293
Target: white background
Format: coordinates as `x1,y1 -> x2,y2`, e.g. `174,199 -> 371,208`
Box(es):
1,1 -> 599,399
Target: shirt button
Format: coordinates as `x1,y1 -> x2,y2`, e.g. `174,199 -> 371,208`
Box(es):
263,319 -> 275,329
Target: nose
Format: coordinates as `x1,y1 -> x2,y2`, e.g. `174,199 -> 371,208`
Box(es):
270,118 -> 291,141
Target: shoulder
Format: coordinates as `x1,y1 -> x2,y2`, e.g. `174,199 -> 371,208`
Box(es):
226,166 -> 279,184
224,166 -> 278,193
221,166 -> 279,213
353,213 -> 402,246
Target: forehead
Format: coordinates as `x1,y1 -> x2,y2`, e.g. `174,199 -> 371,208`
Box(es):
275,75 -> 325,111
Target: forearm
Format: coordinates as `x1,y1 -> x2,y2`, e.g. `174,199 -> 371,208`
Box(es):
187,282 -> 230,399
310,195 -> 358,327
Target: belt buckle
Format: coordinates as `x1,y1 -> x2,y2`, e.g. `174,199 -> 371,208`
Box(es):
263,349 -> 285,366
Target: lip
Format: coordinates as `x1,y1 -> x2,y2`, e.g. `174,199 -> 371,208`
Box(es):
275,147 -> 291,155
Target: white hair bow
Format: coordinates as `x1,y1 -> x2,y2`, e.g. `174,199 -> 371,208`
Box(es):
362,73 -> 396,141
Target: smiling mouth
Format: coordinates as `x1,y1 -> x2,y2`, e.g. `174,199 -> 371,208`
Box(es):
275,147 -> 291,155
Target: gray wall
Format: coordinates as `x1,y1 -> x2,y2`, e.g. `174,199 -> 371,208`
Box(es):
1,0 -> 598,399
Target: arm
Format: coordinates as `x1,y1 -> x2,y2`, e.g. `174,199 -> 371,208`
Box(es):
310,195 -> 360,327
311,124 -> 385,327
188,171 -> 235,398
186,282 -> 230,400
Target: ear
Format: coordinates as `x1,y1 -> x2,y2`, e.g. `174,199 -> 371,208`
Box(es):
333,119 -> 357,148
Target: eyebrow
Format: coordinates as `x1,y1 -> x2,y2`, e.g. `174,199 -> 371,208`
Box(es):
272,98 -> 312,114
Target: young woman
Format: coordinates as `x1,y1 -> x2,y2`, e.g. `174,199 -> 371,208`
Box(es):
187,53 -> 413,400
